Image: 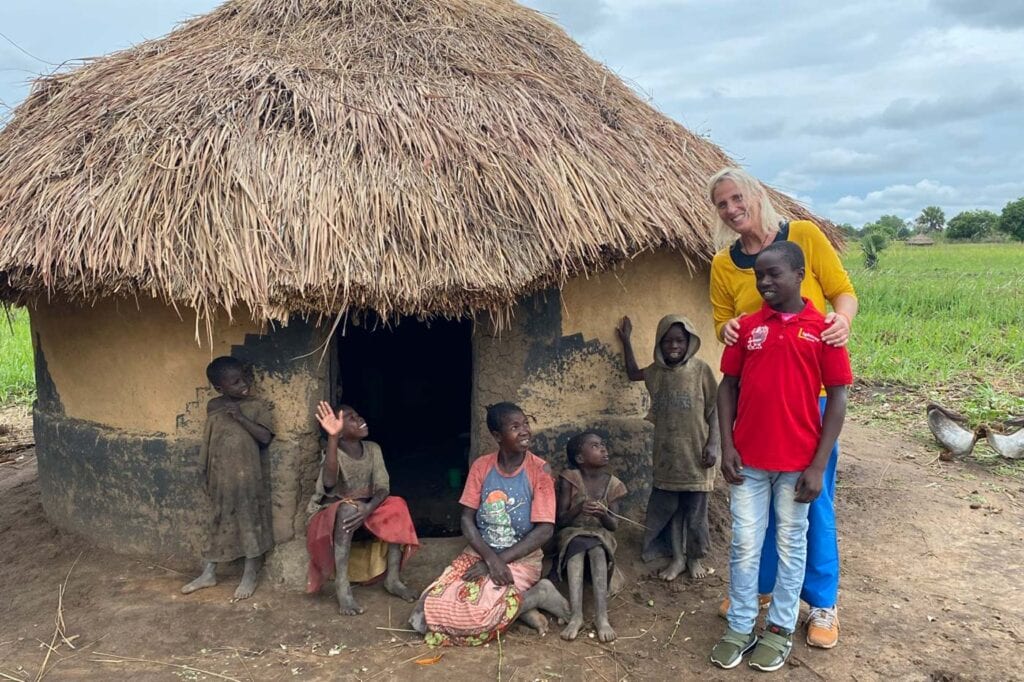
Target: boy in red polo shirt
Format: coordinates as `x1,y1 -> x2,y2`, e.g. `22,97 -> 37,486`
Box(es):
710,241 -> 851,673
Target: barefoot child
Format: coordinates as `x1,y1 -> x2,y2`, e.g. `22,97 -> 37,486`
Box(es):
710,241 -> 851,672
182,357 -> 274,600
617,314 -> 719,582
554,432 -> 627,642
409,402 -> 571,645
305,401 -> 419,615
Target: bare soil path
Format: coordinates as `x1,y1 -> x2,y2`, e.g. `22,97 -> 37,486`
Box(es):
1,406 -> 1021,681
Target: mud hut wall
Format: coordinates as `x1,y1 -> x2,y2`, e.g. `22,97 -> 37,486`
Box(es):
29,298 -> 329,558
473,251 -> 720,520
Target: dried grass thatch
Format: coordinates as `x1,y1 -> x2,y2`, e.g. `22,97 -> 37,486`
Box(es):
0,0 -> 825,326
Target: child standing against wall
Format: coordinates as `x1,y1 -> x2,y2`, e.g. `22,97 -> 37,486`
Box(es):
618,314 -> 719,582
710,241 -> 851,672
182,356 -> 274,600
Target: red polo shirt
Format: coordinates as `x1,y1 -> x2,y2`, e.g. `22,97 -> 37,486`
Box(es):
720,299 -> 853,472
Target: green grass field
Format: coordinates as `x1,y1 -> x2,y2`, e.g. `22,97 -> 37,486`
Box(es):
843,241 -> 1024,423
0,307 -> 34,404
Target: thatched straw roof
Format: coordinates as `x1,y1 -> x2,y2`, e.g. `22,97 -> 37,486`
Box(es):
0,0 -> 824,325
906,234 -> 935,246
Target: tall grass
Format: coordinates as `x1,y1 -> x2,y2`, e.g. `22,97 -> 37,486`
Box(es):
844,242 -> 1024,421
0,307 -> 34,403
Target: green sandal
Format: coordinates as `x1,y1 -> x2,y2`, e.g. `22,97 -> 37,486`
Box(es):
710,627 -> 757,670
748,624 -> 793,672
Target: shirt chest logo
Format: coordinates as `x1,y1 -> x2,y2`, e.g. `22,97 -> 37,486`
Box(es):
747,325 -> 769,350
798,328 -> 821,343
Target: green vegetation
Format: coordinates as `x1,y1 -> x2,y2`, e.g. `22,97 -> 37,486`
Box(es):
843,242 -> 1024,424
999,197 -> 1024,242
0,308 -> 34,404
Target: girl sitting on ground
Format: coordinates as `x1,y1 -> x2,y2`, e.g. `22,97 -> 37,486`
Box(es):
409,402 -> 570,646
554,431 -> 627,643
305,401 -> 419,615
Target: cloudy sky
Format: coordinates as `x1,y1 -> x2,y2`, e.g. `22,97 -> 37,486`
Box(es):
2,0 -> 1022,227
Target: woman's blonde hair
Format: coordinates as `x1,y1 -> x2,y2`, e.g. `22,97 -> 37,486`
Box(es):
707,167 -> 785,249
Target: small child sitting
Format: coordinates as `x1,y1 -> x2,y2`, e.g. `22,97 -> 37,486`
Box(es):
710,242 -> 851,672
617,314 -> 720,582
182,356 -> 274,600
554,432 -> 627,643
305,401 -> 419,615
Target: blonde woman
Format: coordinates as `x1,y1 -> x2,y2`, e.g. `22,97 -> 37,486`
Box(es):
707,167 -> 857,650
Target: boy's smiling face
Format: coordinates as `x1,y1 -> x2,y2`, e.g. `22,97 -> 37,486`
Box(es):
340,406 -> 369,439
754,249 -> 805,310
660,323 -> 689,365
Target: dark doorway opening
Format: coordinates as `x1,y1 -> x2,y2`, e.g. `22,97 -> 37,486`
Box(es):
335,315 -> 472,536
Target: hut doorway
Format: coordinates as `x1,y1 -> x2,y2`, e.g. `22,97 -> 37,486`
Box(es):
334,316 -> 472,536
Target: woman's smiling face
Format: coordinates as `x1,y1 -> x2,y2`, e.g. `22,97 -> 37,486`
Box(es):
713,178 -> 762,236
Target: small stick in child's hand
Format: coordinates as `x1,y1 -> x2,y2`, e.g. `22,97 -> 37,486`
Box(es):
595,503 -> 651,530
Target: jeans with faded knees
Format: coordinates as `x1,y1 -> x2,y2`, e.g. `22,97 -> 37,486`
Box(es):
726,467 -> 810,634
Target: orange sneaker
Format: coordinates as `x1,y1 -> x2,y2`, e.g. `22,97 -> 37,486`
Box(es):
806,607 -> 839,648
718,594 -> 772,619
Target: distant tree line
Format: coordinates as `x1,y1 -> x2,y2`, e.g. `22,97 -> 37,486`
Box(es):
835,196 -> 1024,245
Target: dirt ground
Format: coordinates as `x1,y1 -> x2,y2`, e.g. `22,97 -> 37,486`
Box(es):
1,402 -> 1022,682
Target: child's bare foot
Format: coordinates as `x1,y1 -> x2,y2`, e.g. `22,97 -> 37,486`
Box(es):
232,557 -> 261,600
337,589 -> 365,616
595,616 -> 617,643
233,575 -> 258,600
181,563 -> 217,594
384,579 -> 418,603
658,557 -> 686,581
687,558 -> 709,580
408,599 -> 427,634
560,615 -> 584,641
522,579 -> 571,623
519,608 -> 549,635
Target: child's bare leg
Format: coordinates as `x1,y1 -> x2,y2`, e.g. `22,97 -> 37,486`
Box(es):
588,547 -> 616,642
520,578 -> 571,623
334,505 -> 365,615
408,597 -> 427,634
384,543 -> 417,602
658,509 -> 686,581
234,556 -> 262,600
560,554 -> 586,640
685,492 -> 710,579
181,561 -> 217,594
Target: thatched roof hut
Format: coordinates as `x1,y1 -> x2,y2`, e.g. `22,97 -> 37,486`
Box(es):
0,0 -> 829,579
906,233 -> 935,246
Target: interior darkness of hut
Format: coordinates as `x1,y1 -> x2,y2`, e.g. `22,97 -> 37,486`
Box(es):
335,315 -> 472,536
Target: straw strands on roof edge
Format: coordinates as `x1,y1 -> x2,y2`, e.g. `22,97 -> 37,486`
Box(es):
0,0 -> 825,326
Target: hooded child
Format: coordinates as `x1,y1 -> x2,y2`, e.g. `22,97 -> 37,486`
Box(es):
617,314 -> 720,582
305,402 -> 419,615
182,356 -> 275,600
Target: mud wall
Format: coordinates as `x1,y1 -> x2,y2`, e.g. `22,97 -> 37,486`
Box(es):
30,297 -> 329,558
473,250 -> 720,520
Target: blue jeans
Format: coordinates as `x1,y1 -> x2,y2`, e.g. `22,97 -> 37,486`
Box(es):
757,397 -> 840,608
726,467 -> 810,634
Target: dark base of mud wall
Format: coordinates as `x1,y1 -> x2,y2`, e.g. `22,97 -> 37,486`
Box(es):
32,409 -> 309,559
